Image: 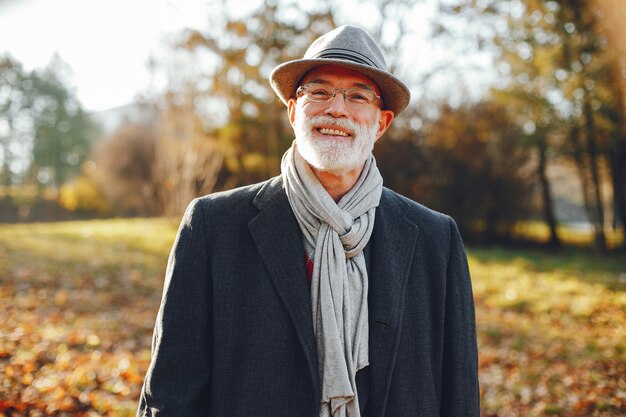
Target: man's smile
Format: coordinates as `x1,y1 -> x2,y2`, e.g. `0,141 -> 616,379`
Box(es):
315,125 -> 353,138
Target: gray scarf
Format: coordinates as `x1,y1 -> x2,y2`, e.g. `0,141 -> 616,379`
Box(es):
281,143 -> 383,417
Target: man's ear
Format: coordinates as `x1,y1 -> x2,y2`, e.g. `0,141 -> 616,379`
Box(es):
375,110 -> 395,141
288,99 -> 297,127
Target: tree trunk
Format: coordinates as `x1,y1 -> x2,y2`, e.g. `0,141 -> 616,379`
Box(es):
537,140 -> 561,247
1,143 -> 11,187
583,93 -> 607,251
1,118 -> 14,187
570,125 -> 595,232
608,135 -> 626,250
607,57 -> 626,250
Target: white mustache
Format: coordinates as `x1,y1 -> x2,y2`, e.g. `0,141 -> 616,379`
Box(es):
307,116 -> 361,133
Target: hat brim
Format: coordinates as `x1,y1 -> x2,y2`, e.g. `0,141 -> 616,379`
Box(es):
270,58 -> 410,116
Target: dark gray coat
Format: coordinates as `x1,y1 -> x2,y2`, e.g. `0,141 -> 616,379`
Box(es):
137,176 -> 479,416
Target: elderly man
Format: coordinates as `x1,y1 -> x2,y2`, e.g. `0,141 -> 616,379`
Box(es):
137,25 -> 479,417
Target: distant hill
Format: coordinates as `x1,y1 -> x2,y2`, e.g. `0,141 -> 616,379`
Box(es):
90,102 -> 154,134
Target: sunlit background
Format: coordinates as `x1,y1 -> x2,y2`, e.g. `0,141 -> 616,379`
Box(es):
1,0 -> 625,415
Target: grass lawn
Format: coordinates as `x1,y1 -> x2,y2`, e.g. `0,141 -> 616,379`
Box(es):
0,218 -> 625,416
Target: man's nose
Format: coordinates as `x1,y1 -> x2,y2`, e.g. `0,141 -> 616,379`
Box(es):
324,92 -> 350,118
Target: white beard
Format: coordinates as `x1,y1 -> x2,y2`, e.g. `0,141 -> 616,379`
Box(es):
294,113 -> 380,175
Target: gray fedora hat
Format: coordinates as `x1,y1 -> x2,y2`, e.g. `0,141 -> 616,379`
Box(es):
270,25 -> 411,115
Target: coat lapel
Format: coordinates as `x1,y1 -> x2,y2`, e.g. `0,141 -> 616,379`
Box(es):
367,189 -> 420,414
248,177 -> 320,401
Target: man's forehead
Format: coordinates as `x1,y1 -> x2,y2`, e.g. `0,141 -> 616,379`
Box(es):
300,65 -> 380,93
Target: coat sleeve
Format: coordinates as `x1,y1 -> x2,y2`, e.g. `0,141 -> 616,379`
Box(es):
137,198 -> 213,416
440,217 -> 480,417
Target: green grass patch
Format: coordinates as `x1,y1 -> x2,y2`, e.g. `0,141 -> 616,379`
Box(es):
510,220 -> 625,249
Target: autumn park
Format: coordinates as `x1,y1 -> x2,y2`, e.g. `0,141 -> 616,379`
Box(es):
1,0 -> 625,416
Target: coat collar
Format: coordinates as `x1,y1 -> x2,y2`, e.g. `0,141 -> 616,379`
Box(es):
248,177 -> 420,411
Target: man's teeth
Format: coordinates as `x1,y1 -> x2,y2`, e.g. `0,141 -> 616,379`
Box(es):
318,128 -> 349,137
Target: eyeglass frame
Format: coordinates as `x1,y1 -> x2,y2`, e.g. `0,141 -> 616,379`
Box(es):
295,83 -> 384,109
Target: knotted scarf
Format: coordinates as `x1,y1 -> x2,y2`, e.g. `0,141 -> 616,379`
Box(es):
281,143 -> 383,417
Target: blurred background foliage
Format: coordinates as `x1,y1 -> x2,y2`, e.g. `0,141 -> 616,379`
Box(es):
1,0 -> 625,250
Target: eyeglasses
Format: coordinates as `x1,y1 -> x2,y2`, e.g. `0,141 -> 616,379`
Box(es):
295,83 -> 383,109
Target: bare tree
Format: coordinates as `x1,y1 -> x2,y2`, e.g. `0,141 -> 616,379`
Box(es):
152,91 -> 224,216
93,122 -> 159,216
